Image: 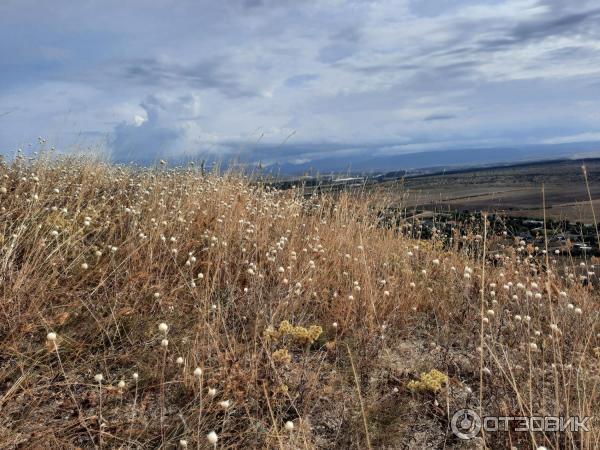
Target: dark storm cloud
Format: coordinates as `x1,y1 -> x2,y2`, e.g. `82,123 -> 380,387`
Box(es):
120,58 -> 256,98
472,5 -> 600,53
424,114 -> 456,122
512,8 -> 600,41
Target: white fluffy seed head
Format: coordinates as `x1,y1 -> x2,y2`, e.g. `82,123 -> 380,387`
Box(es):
158,322 -> 168,333
94,373 -> 103,383
161,338 -> 169,347
218,400 -> 231,409
285,420 -> 294,431
194,367 -> 202,377
207,431 -> 218,444
176,357 -> 184,365
47,332 -> 57,342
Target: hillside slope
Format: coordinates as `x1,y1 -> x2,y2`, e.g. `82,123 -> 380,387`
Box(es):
0,157 -> 598,449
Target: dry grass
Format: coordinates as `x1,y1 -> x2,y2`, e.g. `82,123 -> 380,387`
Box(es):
0,155 -> 599,449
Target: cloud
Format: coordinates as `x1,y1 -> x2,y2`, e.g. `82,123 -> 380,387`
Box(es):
1,0 -> 600,170
284,74 -> 319,87
318,43 -> 359,63
119,57 -> 257,98
542,132 -> 600,145
511,8 -> 600,42
110,100 -> 185,163
133,114 -> 147,127
424,113 -> 456,122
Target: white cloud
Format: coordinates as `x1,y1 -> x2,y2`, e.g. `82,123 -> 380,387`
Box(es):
133,115 -> 146,127
543,132 -> 600,145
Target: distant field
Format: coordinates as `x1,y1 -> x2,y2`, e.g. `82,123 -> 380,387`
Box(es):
385,159 -> 600,223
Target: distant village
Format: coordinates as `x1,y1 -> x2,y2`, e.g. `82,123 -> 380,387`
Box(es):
389,210 -> 598,257
267,173 -> 600,258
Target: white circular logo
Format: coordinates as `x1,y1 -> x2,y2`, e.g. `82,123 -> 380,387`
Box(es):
451,409 -> 482,440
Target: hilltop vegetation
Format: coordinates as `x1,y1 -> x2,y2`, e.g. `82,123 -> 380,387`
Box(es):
0,156 -> 599,449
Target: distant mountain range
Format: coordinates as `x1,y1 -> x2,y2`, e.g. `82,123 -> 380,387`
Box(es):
111,140 -> 600,176
264,141 -> 600,175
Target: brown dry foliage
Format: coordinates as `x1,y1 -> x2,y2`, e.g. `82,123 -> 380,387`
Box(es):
0,156 -> 598,449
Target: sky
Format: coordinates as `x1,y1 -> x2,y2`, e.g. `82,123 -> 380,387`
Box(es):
1,0 -> 600,169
